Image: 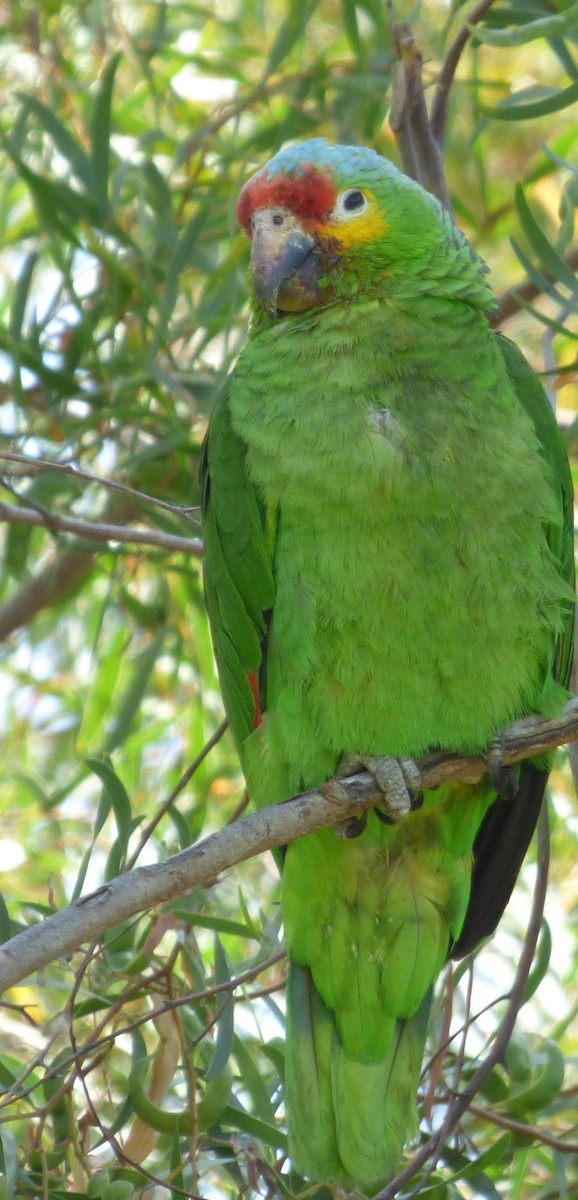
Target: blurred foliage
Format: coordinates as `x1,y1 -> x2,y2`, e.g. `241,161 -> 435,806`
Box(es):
0,0 -> 577,1197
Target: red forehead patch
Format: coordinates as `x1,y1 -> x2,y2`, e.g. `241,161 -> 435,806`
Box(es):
237,164 -> 337,233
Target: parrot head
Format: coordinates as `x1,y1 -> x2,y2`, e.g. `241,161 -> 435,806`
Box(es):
237,139 -> 493,317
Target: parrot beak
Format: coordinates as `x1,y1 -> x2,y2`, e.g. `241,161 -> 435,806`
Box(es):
250,209 -> 334,314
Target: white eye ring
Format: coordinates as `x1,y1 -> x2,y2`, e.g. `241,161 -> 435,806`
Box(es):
332,188 -> 369,219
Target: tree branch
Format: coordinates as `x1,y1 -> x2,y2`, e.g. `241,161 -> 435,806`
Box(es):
430,0 -> 497,147
388,0 -> 498,210
389,22 -> 451,211
0,451 -> 200,525
1,700 -> 577,996
0,501 -> 203,556
0,546 -> 96,643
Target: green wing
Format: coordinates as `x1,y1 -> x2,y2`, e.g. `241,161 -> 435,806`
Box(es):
453,332 -> 575,958
200,383 -> 275,754
497,331 -> 575,688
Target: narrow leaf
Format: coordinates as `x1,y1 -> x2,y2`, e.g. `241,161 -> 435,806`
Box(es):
481,80 -> 578,120
515,184 -> 578,298
104,629 -> 165,753
9,251 -> 37,342
220,1101 -> 287,1150
90,53 -> 121,221
265,0 -> 320,74
18,94 -> 93,188
84,756 -> 132,854
206,937 -> 235,1080
342,0 -> 363,57
0,1125 -> 17,1200
472,0 -> 578,45
0,895 -> 11,944
77,624 -> 127,752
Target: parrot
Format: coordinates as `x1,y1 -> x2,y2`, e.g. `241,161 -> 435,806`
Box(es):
200,139 -> 575,1191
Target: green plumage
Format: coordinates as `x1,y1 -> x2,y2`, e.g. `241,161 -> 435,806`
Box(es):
201,141 -> 574,1190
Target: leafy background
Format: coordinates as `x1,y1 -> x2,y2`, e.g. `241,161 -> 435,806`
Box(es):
0,1 -> 577,1197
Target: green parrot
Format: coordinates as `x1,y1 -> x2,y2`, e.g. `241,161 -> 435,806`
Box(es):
200,140 -> 575,1191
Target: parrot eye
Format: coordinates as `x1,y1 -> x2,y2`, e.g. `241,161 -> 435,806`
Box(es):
334,189 -> 369,219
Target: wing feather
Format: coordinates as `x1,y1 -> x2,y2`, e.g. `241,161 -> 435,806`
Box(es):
200,384 -> 275,752
453,333 -> 575,958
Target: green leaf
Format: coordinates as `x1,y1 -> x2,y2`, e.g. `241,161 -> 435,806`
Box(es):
84,757 -> 132,857
206,937 -> 235,1080
265,0 -> 320,74
233,1035 -> 275,1122
169,1126 -> 185,1194
104,629 -> 165,753
90,53 -> 121,221
18,94 -> 93,190
9,251 -> 37,343
77,624 -> 128,752
515,184 -> 578,299
510,238 -> 568,311
220,1101 -> 287,1150
156,207 -> 209,336
440,1136 -> 511,1196
471,0 -> 578,45
505,1034 -> 566,1115
4,142 -> 98,229
170,908 -> 258,938
0,894 -> 11,944
523,918 -> 552,1003
0,1125 -> 17,1200
480,80 -> 578,120
238,886 -> 261,939
341,0 -> 363,57
0,329 -> 81,395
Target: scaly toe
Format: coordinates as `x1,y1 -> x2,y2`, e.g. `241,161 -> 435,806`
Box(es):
486,737 -> 518,801
338,753 -> 421,823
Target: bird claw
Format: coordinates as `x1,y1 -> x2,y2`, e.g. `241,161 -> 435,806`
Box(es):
332,753 -> 422,838
486,736 -> 518,801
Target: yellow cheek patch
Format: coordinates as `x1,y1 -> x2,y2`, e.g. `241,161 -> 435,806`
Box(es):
322,190 -> 387,248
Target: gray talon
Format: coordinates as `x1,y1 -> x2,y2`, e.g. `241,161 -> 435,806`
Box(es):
342,812 -> 368,838
486,737 -> 518,801
337,753 -> 420,824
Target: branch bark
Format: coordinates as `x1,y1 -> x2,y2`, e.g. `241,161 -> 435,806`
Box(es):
430,0 -> 497,147
0,546 -> 96,643
0,451 -> 200,524
388,0 -> 498,211
1,700 -> 577,995
0,501 -> 203,556
389,23 -> 451,210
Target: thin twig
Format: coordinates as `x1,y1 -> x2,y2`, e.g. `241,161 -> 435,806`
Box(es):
388,20 -> 451,210
430,0 -> 498,147
125,719 -> 229,870
467,1101 -> 578,1154
0,451 -> 201,525
0,500 -> 203,555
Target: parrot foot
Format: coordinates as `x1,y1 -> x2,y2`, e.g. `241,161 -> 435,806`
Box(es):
486,736 -> 518,801
332,753 -> 421,837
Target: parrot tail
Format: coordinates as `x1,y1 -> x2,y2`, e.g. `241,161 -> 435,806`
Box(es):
285,963 -> 431,1193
